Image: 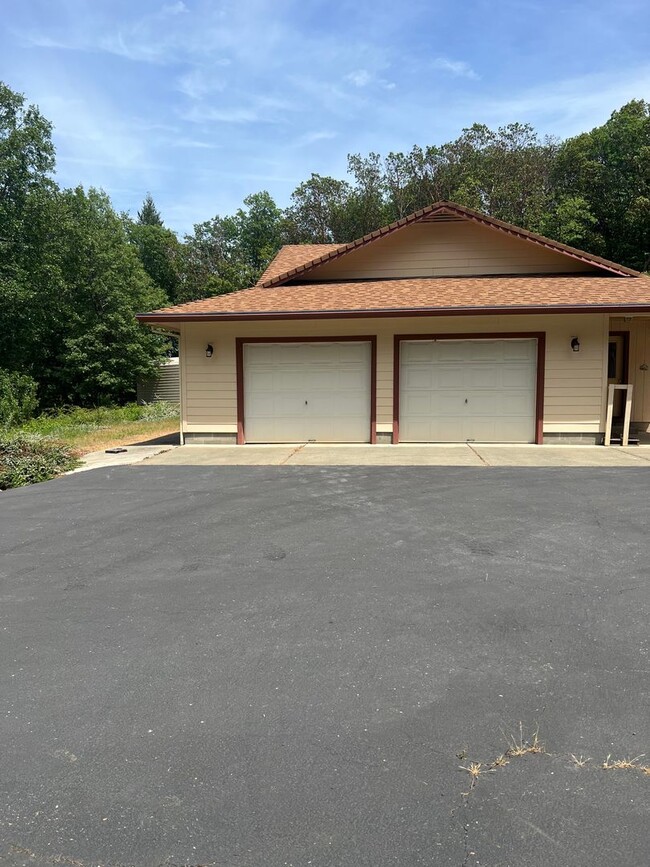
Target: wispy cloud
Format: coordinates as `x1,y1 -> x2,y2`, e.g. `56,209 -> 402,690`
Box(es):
176,66 -> 229,100
161,1 -> 188,15
432,57 -> 479,80
345,69 -> 372,87
6,0 -> 649,234
293,131 -> 338,148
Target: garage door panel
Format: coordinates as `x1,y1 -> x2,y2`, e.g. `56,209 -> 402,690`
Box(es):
400,339 -> 537,443
244,341 -> 371,443
464,366 -> 498,388
402,366 -> 433,389
403,343 -> 438,363
436,367 -> 466,389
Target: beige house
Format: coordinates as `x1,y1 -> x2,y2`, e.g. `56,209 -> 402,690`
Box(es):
137,202 -> 650,446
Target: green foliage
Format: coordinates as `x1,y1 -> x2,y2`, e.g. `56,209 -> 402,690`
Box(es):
127,221 -> 182,302
176,192 -> 285,302
18,402 -> 179,440
137,193 -> 163,226
552,100 -> 650,269
0,369 -> 38,428
0,434 -> 78,490
284,174 -> 353,243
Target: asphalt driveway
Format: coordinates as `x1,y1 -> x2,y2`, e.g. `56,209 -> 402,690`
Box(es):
1,466 -> 649,866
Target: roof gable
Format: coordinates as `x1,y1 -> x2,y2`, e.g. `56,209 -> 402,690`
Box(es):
261,202 -> 640,286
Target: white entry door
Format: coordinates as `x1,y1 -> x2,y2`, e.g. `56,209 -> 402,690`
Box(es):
243,341 -> 372,443
400,339 -> 537,442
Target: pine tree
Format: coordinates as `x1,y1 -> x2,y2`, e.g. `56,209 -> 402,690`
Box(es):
137,193 -> 163,226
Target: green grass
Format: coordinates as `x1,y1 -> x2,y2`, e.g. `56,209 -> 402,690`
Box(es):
17,402 -> 179,442
1,403 -> 180,490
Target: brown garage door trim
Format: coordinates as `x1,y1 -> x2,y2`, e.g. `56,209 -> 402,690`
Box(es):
393,332 -> 546,445
236,336 -> 377,445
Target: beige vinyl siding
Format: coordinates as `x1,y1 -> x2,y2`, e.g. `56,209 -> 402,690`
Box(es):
304,221 -> 599,280
180,313 -> 607,436
610,317 -> 650,426
136,358 -> 180,404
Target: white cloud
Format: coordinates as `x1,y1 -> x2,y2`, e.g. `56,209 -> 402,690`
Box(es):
170,138 -> 219,149
346,69 -> 373,87
161,1 -> 188,15
293,131 -> 338,148
432,57 -> 479,80
474,66 -> 650,136
176,67 -> 229,100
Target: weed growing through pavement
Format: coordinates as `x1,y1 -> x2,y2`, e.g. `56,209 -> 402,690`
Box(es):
458,722 -> 543,796
602,754 -> 646,771
457,725 -> 648,795
504,722 -> 544,758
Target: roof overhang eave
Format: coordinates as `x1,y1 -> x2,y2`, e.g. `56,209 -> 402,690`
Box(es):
136,303 -> 650,323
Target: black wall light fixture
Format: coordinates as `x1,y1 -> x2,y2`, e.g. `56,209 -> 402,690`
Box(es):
205,344 -> 214,358
571,337 -> 580,352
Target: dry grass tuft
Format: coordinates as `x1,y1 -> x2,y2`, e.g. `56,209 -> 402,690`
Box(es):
459,760 -> 495,796
459,761 -> 485,780
505,722 -> 545,758
602,754 -> 646,770
488,753 -> 510,769
570,754 -> 591,768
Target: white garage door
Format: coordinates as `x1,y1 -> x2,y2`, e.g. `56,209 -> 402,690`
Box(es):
400,339 -> 537,443
243,341 -> 372,443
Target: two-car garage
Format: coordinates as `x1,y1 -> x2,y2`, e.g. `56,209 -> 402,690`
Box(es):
239,336 -> 541,444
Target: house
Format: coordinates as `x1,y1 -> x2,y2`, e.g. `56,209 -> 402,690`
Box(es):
136,202 -> 650,446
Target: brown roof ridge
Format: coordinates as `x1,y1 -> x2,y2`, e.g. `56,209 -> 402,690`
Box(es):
259,201 -> 641,287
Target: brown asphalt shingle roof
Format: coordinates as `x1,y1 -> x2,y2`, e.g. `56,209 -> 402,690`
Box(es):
139,275 -> 650,320
137,202 -> 650,321
256,244 -> 342,284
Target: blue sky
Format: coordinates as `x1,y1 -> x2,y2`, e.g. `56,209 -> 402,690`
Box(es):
2,0 -> 649,235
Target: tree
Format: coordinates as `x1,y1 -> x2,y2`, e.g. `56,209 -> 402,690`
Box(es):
137,192 -> 163,226
8,186 -> 167,406
0,82 -> 57,381
177,191 -> 284,302
234,191 -> 283,271
128,220 -> 182,303
552,100 -> 650,269
284,174 -> 352,243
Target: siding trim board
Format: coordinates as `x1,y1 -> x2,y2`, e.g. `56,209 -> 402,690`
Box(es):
235,336 -> 377,445
139,304 -> 650,324
392,333 -> 546,445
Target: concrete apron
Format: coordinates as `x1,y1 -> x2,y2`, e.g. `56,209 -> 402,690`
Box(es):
143,442 -> 650,468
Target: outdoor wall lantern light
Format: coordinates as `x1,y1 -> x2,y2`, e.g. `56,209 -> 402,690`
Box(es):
205,344 -> 214,358
571,337 -> 580,352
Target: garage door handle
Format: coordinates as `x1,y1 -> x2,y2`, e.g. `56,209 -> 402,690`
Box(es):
464,398 -> 468,404
305,400 -> 308,405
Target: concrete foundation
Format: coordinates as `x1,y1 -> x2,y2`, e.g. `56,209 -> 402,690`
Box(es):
184,432 -> 238,444
543,432 -> 603,445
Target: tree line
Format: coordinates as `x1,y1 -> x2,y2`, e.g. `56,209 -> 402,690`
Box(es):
1,79 -> 648,410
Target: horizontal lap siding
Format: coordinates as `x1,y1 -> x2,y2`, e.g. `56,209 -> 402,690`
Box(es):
181,314 -> 607,434
305,222 -> 598,280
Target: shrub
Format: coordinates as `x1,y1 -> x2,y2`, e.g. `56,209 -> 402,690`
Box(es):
0,435 -> 79,490
0,369 -> 39,429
